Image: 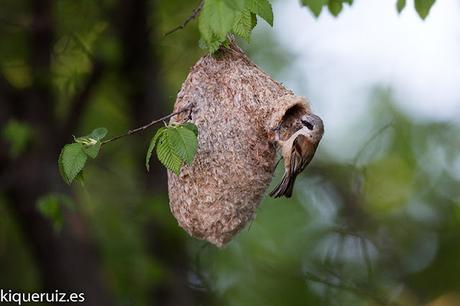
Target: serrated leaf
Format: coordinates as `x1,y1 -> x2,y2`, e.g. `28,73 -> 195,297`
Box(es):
156,133 -> 183,175
224,0 -> 246,10
200,0 -> 235,39
414,0 -> 435,19
181,122 -> 199,137
59,143 -> 87,184
167,127 -> 198,165
83,143 -> 101,159
301,0 -> 328,17
89,127 -> 108,141
396,0 -> 406,13
233,9 -> 253,41
246,0 -> 273,26
199,12 -> 227,53
146,127 -> 166,171
328,0 -> 343,16
198,36 -> 223,53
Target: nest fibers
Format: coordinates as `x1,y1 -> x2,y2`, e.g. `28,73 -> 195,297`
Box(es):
168,43 -> 312,247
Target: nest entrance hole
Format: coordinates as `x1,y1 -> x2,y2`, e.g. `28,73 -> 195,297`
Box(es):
278,102 -> 309,141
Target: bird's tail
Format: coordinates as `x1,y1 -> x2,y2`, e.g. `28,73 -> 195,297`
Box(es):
269,172 -> 295,198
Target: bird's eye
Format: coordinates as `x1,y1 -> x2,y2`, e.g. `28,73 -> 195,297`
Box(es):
301,119 -> 314,130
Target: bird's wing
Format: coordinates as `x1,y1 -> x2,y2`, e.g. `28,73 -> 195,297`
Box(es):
292,134 -> 315,175
289,135 -> 305,176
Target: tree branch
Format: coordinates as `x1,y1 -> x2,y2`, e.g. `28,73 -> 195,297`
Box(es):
163,0 -> 204,37
101,107 -> 191,146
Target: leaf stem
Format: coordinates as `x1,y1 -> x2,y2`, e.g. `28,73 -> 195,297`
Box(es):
101,107 -> 191,146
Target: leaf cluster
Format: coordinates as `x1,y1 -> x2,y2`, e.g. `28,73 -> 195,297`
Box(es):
300,0 -> 436,19
398,0 -> 436,19
199,0 -> 273,53
197,0 -> 437,53
58,127 -> 108,185
58,122 -> 199,185
300,0 -> 353,17
146,123 -> 198,175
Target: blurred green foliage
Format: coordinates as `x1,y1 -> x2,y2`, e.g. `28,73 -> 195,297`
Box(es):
1,0 -> 457,306
2,120 -> 32,158
37,193 -> 74,231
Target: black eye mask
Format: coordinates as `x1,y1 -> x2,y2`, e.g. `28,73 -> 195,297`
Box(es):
301,119 -> 314,130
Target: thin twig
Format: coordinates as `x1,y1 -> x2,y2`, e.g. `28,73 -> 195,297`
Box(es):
164,0 -> 204,37
304,271 -> 388,306
360,236 -> 373,279
101,107 -> 191,146
353,121 -> 393,166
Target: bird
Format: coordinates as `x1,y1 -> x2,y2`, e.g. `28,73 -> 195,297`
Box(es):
269,113 -> 324,198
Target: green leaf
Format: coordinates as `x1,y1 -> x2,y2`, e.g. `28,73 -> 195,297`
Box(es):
198,0 -> 237,52
414,0 -> 435,19
328,0 -> 343,16
75,127 -> 108,145
233,9 -> 254,41
396,0 -> 406,13
301,0 -> 328,17
167,126 -> 198,165
83,143 -> 101,159
2,120 -> 32,158
147,124 -> 198,173
198,10 -> 227,53
74,127 -> 107,159
59,143 -> 88,184
89,127 -> 108,141
156,132 -> 183,175
246,0 -> 273,26
181,122 -> 199,137
146,127 -> 166,171
200,0 -> 235,38
224,0 -> 246,10
250,12 -> 258,28
198,35 -> 224,53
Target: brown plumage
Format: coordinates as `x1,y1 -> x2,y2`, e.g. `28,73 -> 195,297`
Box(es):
270,114 -> 324,198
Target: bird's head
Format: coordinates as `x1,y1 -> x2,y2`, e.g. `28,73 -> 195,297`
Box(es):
300,113 -> 324,141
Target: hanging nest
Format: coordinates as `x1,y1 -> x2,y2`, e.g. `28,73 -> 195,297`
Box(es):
168,42 -> 312,247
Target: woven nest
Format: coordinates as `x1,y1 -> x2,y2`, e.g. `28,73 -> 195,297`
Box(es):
168,43 -> 311,246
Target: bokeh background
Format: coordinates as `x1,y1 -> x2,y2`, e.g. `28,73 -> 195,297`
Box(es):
1,0 -> 460,305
